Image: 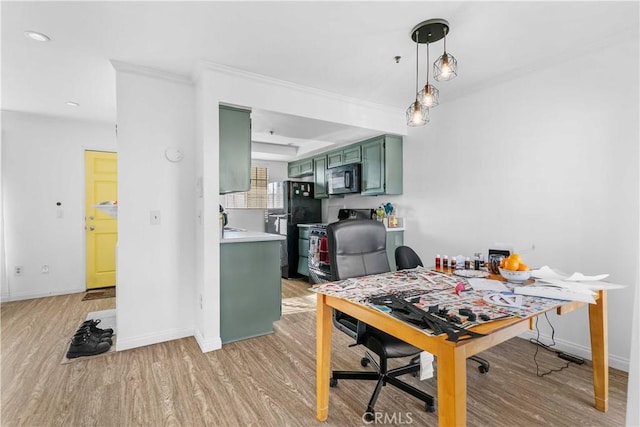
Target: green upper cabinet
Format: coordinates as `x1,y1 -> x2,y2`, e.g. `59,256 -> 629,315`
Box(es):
288,158 -> 314,178
361,135 -> 403,196
219,105 -> 251,194
313,155 -> 328,199
327,145 -> 361,168
287,134 -> 402,196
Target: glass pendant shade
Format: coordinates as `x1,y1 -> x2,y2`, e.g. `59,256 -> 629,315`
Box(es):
418,83 -> 439,108
434,52 -> 458,81
406,101 -> 429,126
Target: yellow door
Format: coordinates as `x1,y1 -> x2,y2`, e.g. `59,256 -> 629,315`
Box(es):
85,150 -> 118,289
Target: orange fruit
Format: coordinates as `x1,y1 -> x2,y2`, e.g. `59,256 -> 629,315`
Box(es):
504,258 -> 520,271
508,253 -> 522,264
517,263 -> 529,271
499,258 -> 507,268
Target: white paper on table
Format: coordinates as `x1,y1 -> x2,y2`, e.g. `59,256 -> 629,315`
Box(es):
530,265 -> 566,280
566,272 -> 609,282
419,351 -> 434,380
514,286 -> 596,304
466,278 -> 509,292
531,266 -> 624,291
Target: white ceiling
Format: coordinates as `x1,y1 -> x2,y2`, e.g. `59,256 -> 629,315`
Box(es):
2,1 -> 638,160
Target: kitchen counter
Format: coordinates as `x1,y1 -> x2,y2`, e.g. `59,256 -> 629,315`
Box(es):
221,230 -> 286,243
385,227 -> 405,232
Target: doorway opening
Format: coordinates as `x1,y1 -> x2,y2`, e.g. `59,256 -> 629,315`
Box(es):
84,150 -> 118,290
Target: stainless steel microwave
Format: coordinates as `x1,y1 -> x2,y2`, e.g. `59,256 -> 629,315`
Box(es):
327,164 -> 360,195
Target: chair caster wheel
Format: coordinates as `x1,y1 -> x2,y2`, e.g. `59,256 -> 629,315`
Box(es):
364,410 -> 375,422
425,404 -> 436,413
478,365 -> 489,374
329,378 -> 338,387
360,357 -> 370,367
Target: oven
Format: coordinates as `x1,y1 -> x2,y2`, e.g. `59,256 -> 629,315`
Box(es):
308,224 -> 332,284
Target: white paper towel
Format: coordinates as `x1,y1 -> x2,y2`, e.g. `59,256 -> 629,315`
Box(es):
419,351 -> 434,380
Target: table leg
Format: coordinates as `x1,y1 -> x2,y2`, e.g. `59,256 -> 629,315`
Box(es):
437,345 -> 467,426
316,294 -> 332,421
588,290 -> 608,412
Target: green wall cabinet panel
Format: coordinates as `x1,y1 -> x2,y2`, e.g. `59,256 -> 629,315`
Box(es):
327,146 -> 361,168
342,145 -> 362,165
220,240 -> 282,343
327,151 -> 343,168
313,156 -> 328,199
288,158 -> 314,177
361,135 -> 403,196
219,105 -> 251,194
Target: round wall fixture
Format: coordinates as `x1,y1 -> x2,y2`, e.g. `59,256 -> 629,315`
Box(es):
165,148 -> 184,162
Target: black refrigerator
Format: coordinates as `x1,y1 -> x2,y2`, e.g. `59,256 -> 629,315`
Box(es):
266,181 -> 322,278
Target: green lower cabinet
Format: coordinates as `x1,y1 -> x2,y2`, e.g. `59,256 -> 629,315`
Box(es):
298,228 -> 311,275
220,240 -> 282,343
386,230 -> 404,271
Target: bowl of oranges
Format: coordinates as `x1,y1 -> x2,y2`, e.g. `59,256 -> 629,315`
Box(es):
498,253 -> 531,283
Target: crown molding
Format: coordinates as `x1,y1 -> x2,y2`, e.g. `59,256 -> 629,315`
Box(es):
111,60 -> 193,86
196,60 -> 403,116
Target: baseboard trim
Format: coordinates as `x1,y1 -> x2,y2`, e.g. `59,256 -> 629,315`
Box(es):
115,328 -> 194,352
519,330 -> 629,372
194,329 -> 222,353
1,288 -> 85,303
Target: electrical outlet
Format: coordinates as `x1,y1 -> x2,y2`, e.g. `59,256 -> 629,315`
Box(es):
15,266 -> 23,276
199,294 -> 203,309
41,265 -> 49,274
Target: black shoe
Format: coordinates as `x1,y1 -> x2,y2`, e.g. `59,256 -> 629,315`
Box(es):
66,335 -> 111,359
75,325 -> 112,339
73,330 -> 113,346
80,319 -> 114,335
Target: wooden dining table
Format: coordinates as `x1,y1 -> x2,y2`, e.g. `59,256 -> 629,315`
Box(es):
315,269 -> 608,426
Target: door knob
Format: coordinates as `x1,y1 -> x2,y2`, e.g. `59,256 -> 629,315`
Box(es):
89,225 -> 95,231
88,215 -> 94,220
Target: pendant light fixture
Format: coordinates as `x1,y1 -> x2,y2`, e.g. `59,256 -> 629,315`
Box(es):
417,41 -> 439,108
433,23 -> 458,82
407,19 -> 457,126
406,29 -> 428,127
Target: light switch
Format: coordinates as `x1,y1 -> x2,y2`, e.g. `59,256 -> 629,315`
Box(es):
150,210 -> 161,225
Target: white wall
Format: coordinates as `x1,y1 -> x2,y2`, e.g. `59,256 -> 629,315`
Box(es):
395,34 -> 639,371
1,111 -> 116,301
114,65 -> 196,350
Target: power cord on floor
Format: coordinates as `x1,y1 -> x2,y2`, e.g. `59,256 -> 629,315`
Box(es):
529,313 -> 571,377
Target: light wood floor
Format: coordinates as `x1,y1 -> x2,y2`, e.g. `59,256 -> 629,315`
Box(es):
1,281 -> 628,426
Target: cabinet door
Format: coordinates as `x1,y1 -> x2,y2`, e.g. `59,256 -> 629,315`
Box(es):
219,106 -> 251,194
342,146 -> 361,164
300,159 -> 314,175
327,151 -> 343,168
361,137 -> 385,195
383,135 -> 403,195
313,156 -> 328,198
288,163 -> 302,177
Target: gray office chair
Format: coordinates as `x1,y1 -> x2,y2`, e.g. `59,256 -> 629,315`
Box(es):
327,220 -> 435,420
395,245 -> 490,374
